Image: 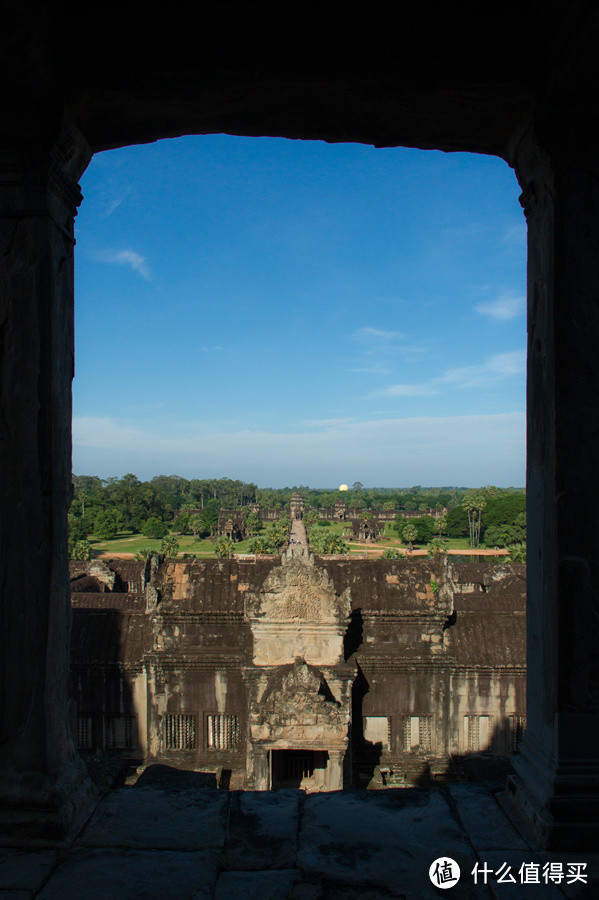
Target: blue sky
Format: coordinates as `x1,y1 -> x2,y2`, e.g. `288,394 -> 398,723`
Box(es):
73,135 -> 526,487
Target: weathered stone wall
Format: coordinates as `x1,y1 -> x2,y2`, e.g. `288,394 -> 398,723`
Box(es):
70,555 -> 525,791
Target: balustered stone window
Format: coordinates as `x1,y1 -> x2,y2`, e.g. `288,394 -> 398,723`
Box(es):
206,714 -> 239,750
164,714 -> 197,750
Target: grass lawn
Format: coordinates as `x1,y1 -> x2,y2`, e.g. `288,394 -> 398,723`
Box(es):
90,531 -> 216,557
90,531 -> 268,558
89,529 -> 481,559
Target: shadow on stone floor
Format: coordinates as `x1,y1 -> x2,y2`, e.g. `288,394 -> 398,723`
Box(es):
1,780 -> 597,899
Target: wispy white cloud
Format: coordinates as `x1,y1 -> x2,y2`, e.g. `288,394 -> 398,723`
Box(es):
302,417 -> 357,428
475,291 -> 525,321
350,366 -> 393,376
382,349 -> 525,397
102,249 -> 151,281
350,325 -> 407,376
438,351 -> 524,387
104,185 -> 132,217
73,411 -> 525,486
353,326 -> 404,341
384,384 -> 437,397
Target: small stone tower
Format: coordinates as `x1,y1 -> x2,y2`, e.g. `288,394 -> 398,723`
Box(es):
290,491 -> 306,520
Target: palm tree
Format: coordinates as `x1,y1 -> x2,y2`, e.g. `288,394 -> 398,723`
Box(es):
463,490 -> 487,548
135,547 -> 157,561
402,524 -> 418,549
214,536 -> 233,558
160,535 -> 180,557
427,538 -> 448,558
433,515 -> 447,538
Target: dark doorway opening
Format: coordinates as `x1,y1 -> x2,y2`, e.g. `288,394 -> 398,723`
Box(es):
271,749 -> 328,789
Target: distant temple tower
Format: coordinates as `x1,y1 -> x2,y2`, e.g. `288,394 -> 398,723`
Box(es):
290,492 -> 306,520
334,498 -> 348,520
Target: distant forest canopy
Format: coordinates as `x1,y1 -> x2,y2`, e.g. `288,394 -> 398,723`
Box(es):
70,475 -> 525,545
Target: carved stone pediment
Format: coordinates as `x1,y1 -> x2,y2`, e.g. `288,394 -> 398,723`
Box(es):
250,659 -> 350,745
246,551 -> 351,666
245,549 -> 351,624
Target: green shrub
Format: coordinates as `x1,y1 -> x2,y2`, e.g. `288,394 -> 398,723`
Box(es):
142,516 -> 168,539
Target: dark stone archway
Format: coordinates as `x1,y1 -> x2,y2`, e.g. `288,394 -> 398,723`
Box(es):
1,1 -> 599,846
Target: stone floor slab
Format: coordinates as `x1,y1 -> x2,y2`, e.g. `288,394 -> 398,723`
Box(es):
290,878 -> 406,898
214,868 -> 299,899
224,790 -> 300,870
448,785 -> 529,852
297,788 -> 481,899
38,849 -> 218,900
0,849 -> 56,891
78,786 -> 228,850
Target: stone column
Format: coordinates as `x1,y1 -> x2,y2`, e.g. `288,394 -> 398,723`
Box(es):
326,751 -> 344,791
0,118 -> 97,839
508,127 -> 599,849
254,748 -> 270,790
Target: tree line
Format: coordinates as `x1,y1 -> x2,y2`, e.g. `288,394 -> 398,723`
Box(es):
69,474 -> 526,559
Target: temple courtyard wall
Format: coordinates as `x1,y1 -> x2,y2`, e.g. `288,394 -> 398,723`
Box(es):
70,553 -> 526,791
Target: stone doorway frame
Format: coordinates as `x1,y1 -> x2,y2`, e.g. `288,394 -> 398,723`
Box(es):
1,57 -> 598,846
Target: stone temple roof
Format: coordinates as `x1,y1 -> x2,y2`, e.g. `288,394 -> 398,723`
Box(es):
445,612 -> 526,669
69,557 -> 526,671
71,608 -> 150,667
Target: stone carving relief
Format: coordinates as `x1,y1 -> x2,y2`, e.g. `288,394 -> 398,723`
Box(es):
250,659 -> 350,748
246,549 -> 351,666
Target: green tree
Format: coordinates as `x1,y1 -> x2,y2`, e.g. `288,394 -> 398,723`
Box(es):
264,523 -> 287,549
214,536 -> 233,558
277,515 -> 291,532
245,512 -> 262,535
480,493 -> 526,539
308,529 -> 349,554
135,547 -> 158,561
70,539 -> 91,560
382,548 -> 401,559
142,516 -> 168,539
160,535 -> 180,557
433,515 -> 447,538
248,535 -> 278,554
189,513 -> 205,539
413,515 -> 435,543
427,538 -> 448,558
507,542 -> 526,563
463,490 -> 487,548
94,509 -> 119,541
402,524 -> 418,547
68,513 -> 92,543
303,509 -> 319,527
171,512 -> 191,534
445,505 -> 469,537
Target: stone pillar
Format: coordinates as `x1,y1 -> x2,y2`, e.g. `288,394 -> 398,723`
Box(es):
508,127 -> 599,849
0,119 -> 97,840
254,748 -> 270,790
326,751 -> 344,791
